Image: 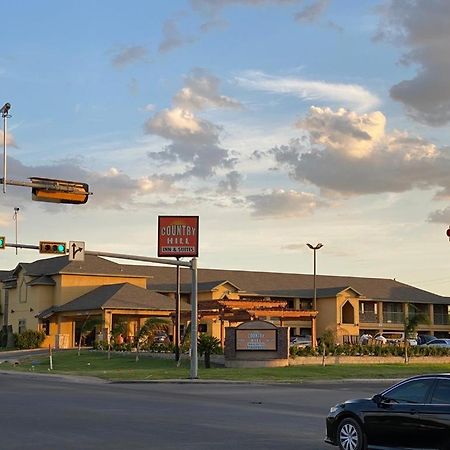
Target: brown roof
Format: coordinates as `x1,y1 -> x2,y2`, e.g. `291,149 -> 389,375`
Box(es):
37,283 -> 190,318
132,265 -> 449,304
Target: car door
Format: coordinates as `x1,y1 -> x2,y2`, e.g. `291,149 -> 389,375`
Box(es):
418,378 -> 450,449
363,378 -> 435,448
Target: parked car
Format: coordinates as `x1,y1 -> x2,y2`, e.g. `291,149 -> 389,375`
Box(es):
425,338 -> 450,348
325,374 -> 450,450
373,332 -> 417,346
152,331 -> 170,345
289,336 -> 311,348
417,334 -> 436,345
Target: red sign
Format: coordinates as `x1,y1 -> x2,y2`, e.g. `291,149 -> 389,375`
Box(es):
158,216 -> 199,257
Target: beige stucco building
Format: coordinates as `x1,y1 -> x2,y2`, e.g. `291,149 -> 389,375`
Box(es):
1,255 -> 450,348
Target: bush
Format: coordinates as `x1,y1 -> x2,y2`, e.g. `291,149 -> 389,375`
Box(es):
15,330 -> 46,349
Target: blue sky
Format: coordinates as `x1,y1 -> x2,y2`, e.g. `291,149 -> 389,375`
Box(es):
2,0 -> 450,295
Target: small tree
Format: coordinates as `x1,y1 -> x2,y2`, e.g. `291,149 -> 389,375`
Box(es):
77,315 -> 102,356
197,334 -> 222,368
403,304 -> 429,363
135,317 -> 169,362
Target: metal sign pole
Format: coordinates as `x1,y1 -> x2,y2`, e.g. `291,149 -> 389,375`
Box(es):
175,259 -> 181,362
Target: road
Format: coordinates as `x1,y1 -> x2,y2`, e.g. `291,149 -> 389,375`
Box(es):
0,372 -> 395,450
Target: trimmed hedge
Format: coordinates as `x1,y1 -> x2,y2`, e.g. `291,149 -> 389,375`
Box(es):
290,343 -> 450,358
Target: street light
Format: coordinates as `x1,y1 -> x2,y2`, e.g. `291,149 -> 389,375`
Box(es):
13,207 -> 19,255
306,243 -> 323,311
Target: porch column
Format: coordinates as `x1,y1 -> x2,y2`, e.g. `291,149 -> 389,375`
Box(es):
103,310 -> 113,342
311,316 -> 317,349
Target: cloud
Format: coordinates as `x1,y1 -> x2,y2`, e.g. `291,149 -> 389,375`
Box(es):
247,189 -> 325,218
174,69 -> 242,110
236,70 -> 380,111
111,46 -> 149,68
144,69 -> 241,178
295,0 -> 330,23
0,130 -> 18,148
159,17 -> 197,53
375,0 -> 450,126
217,170 -> 243,193
428,207 -> 450,223
271,106 -> 450,197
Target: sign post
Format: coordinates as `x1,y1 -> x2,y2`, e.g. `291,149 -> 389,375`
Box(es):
158,216 -> 199,375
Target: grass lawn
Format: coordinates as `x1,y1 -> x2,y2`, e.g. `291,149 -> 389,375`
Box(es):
1,349 -> 449,382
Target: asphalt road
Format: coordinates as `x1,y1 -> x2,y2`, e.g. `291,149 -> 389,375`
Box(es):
0,372 -> 395,450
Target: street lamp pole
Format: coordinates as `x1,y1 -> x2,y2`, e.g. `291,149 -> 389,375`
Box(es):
306,243 -> 323,311
1,102 -> 11,194
13,207 -> 19,255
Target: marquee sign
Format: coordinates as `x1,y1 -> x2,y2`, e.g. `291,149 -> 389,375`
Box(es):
158,216 -> 199,257
235,329 -> 277,351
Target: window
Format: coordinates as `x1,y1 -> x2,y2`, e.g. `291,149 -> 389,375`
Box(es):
431,379 -> 450,404
341,300 -> 355,324
198,324 -> 207,333
41,320 -> 50,336
19,279 -> 27,304
385,379 -> 434,404
18,319 -> 26,334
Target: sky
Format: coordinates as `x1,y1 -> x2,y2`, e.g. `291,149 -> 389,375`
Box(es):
2,0 -> 450,295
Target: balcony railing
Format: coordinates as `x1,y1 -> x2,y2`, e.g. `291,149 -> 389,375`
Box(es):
382,311 -> 404,324
434,313 -> 450,325
359,312 -> 378,323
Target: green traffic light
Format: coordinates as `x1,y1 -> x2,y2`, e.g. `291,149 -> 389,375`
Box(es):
57,244 -> 65,253
0,236 -> 5,249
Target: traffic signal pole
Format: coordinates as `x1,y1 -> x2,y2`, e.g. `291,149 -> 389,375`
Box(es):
5,242 -> 199,379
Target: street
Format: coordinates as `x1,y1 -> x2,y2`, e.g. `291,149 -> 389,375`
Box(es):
0,371 -> 395,450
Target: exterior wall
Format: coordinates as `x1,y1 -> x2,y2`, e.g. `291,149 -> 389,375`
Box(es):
336,292 -> 360,342
54,274 -> 147,306
316,296 -> 337,338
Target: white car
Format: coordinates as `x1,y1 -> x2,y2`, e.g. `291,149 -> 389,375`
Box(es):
374,332 -> 417,346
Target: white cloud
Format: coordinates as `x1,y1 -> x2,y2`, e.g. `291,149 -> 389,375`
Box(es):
144,69 -> 241,178
375,0 -> 450,126
247,189 -> 325,218
271,106 -> 450,199
236,71 -> 380,111
0,130 -> 18,148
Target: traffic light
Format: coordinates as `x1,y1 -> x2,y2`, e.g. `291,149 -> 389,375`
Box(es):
0,236 -> 5,249
39,241 -> 67,254
30,177 -> 90,204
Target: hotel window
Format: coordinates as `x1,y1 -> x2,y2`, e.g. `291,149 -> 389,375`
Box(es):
19,279 -> 27,304
18,319 -> 26,334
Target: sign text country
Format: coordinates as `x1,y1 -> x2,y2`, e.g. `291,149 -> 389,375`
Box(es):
158,216 -> 199,257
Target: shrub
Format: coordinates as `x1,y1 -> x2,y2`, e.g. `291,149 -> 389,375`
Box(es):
15,330 -> 46,349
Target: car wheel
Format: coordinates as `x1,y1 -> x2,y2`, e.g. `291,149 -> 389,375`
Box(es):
337,417 -> 366,450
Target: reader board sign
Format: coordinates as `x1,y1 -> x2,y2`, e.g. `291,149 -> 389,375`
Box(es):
235,329 -> 277,351
158,216 -> 199,257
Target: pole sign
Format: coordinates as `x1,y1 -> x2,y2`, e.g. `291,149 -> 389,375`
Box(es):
158,216 -> 199,257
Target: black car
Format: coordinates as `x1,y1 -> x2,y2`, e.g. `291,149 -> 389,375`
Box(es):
325,374 -> 450,450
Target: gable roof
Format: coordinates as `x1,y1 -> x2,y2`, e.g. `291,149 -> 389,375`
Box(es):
37,283 -> 190,318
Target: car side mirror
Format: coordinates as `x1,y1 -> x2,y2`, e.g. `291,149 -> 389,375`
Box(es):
372,394 -> 383,405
